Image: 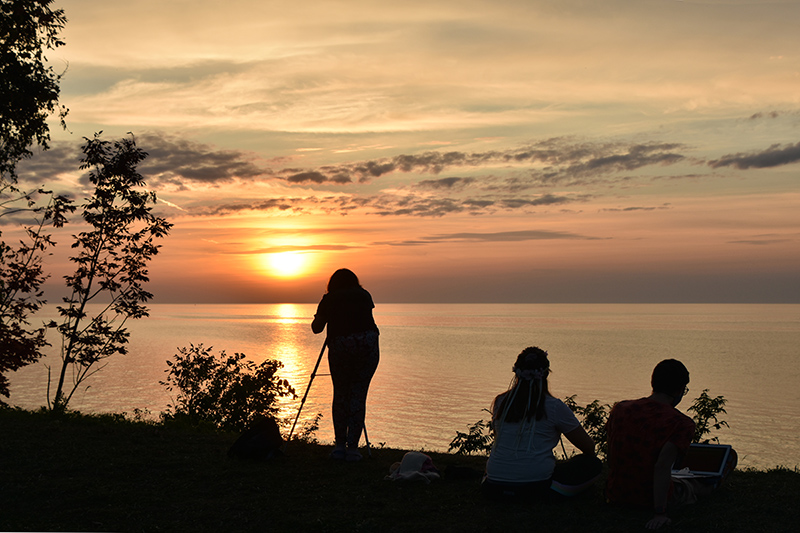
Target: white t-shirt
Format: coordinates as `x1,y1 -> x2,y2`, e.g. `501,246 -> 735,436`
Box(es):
486,395 -> 581,483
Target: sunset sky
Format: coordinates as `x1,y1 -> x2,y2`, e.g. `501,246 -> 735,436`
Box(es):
17,0 -> 800,303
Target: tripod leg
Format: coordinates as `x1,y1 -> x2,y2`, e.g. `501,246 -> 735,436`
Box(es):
363,423 -> 372,458
284,340 -> 327,451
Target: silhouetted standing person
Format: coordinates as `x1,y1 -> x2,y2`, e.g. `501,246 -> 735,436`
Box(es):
312,269 -> 379,461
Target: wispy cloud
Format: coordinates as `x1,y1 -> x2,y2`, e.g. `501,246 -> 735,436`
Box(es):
16,131 -> 728,222
416,177 -> 476,189
15,133 -> 271,190
228,243 -> 362,254
14,144 -> 82,187
376,228 -> 603,247
277,138 -> 688,185
600,205 -> 671,212
48,131 -> 800,202
728,232 -> 800,246
204,198 -> 304,215
140,133 -> 270,187
708,141 -> 800,169
729,239 -> 793,245
203,190 -> 586,218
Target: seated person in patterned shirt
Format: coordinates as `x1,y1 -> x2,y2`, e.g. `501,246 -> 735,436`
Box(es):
605,359 -> 736,530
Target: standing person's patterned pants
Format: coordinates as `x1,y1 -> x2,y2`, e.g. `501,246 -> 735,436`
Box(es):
327,330 -> 380,448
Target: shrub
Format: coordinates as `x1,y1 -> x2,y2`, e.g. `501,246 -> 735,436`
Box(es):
295,412 -> 323,444
448,412 -> 493,456
688,388 -> 729,444
564,395 -> 611,457
160,344 -> 296,432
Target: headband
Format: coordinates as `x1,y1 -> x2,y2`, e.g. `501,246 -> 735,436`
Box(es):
513,366 -> 548,381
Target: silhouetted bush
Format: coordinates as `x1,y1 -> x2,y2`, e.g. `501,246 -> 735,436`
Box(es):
160,344 -> 296,432
688,388 -> 729,444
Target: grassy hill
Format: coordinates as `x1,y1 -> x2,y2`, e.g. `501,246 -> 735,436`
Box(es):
1,407 -> 797,532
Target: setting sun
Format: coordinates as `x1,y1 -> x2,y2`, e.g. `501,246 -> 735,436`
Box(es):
265,252 -> 309,278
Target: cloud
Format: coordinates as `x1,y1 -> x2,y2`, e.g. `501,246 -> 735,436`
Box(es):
708,141 -> 800,169
498,194 -> 575,209
14,132 -> 274,190
749,111 -> 781,120
13,133 -> 736,222
228,244 -> 363,254
138,133 -> 270,187
363,190 -> 581,217
600,205 -> 670,212
377,228 -> 603,247
286,170 -> 351,184
416,177 -> 476,189
729,239 -> 792,245
13,144 -> 82,186
427,229 -> 602,242
285,171 -> 331,184
276,150 -> 493,183
194,189 -> 581,218
370,197 -> 470,217
205,198 -> 306,215
727,232 -> 799,246
17,134 -> 691,203
564,143 -> 685,174
275,138 -> 689,185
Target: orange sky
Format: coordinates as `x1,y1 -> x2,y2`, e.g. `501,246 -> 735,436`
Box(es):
14,0 -> 800,303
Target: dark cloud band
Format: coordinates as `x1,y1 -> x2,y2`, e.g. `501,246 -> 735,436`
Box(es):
709,141 -> 800,169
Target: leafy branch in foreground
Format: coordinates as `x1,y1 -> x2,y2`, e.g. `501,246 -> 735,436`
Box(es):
1,0 -> 73,398
448,412 -> 493,456
48,134 -> 171,411
688,388 -> 729,444
1,191 -> 73,398
295,412 -> 324,444
564,395 -> 611,457
0,0 -> 69,181
160,344 -> 297,433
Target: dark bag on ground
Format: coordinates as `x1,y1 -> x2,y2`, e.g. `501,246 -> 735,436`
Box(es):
228,416 -> 283,460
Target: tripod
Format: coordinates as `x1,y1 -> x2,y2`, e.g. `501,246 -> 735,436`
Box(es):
285,340 -> 372,457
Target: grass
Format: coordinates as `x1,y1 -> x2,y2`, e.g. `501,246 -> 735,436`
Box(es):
1,407 -> 798,532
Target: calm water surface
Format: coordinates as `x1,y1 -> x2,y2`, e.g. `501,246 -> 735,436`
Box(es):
9,303 -> 799,469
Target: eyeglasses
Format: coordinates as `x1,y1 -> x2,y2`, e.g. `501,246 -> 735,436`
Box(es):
683,386 -> 689,396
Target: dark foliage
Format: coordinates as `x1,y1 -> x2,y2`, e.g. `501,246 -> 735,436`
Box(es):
0,192 -> 72,397
49,134 -> 171,411
449,411 -> 493,456
0,0 -> 68,180
0,0 -> 72,397
161,344 -> 297,432
564,395 -> 611,457
688,388 -> 730,444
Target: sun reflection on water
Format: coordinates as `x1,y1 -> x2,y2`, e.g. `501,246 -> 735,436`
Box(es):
273,303 -> 304,325
258,303 -> 332,429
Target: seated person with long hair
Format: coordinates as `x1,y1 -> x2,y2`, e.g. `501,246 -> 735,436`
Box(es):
482,346 -> 602,500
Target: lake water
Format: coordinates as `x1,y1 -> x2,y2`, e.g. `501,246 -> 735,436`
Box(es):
8,303 -> 799,469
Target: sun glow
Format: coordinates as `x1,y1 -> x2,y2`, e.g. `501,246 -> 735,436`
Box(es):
274,303 -> 303,324
264,251 -> 309,278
